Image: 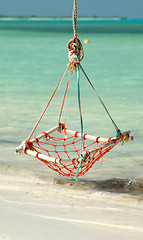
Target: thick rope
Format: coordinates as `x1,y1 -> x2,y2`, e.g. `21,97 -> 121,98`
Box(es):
67,0 -> 84,71
73,0 -> 77,37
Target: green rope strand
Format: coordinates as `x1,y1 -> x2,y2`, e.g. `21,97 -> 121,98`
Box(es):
79,64 -> 121,136
75,154 -> 86,181
75,65 -> 84,181
74,64 -> 122,180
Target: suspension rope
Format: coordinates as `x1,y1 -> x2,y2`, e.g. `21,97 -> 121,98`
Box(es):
64,73 -> 70,125
27,67 -> 68,141
58,70 -> 71,124
77,65 -> 84,151
75,64 -> 85,181
73,0 -> 77,37
68,0 -> 84,69
79,64 -> 121,136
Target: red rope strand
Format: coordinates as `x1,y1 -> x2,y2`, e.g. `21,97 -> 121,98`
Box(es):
58,70 -> 71,124
27,67 -> 68,141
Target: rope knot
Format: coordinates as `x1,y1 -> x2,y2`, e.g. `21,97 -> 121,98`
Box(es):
68,36 -> 84,72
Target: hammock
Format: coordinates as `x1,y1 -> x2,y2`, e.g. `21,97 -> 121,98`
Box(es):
16,0 -> 133,180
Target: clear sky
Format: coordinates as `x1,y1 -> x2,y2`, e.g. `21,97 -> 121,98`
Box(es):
1,0 -> 143,19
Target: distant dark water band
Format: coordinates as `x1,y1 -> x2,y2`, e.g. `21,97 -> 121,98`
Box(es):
0,20 -> 143,33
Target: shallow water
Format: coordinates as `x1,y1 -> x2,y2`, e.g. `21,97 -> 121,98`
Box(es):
0,20 -> 143,197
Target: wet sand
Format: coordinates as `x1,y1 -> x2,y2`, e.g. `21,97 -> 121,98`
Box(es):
0,172 -> 143,240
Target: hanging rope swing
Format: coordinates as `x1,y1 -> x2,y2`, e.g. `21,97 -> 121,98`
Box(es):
16,0 -> 133,180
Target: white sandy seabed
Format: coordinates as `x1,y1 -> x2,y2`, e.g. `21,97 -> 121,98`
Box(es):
0,168 -> 143,240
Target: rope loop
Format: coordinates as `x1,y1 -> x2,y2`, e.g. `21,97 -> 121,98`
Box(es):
26,140 -> 33,150
68,36 -> 84,64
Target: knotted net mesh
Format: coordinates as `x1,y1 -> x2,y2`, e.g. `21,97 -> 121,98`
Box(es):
25,126 -> 123,179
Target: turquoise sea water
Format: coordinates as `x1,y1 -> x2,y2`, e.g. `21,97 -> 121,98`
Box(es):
0,20 -> 143,196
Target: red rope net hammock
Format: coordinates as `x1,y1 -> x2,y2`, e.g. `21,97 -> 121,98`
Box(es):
24,123 -> 126,179
16,0 -> 133,180
16,35 -> 133,181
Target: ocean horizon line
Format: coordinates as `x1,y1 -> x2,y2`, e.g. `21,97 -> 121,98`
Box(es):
0,16 -> 143,22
